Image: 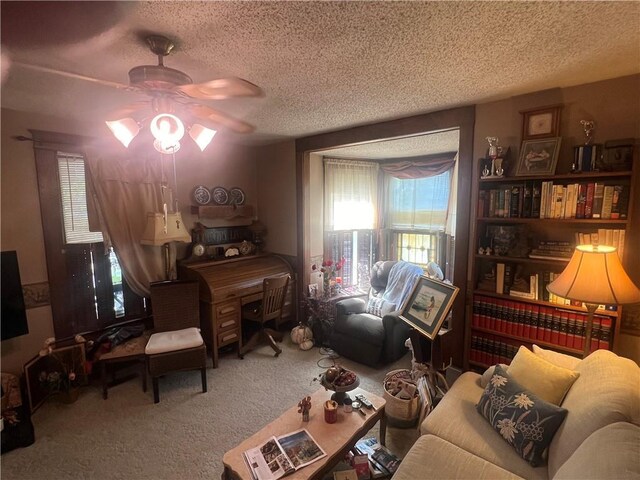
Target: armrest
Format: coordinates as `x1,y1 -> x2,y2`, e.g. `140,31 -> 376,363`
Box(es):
381,311 -> 412,363
335,298 -> 366,317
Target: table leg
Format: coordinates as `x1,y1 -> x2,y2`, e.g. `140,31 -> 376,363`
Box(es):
141,358 -> 147,393
102,361 -> 108,400
379,408 -> 387,446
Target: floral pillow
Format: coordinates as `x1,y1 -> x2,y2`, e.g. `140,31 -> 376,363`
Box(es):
365,297 -> 396,317
476,365 -> 568,467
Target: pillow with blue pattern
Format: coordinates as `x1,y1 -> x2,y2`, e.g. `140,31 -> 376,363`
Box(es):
476,364 -> 568,467
366,296 -> 396,317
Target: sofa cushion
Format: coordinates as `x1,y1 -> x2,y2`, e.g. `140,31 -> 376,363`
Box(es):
553,422 -> 640,480
422,372 -> 548,480
333,312 -> 385,346
548,349 -> 640,478
532,345 -> 581,370
477,365 -> 568,467
508,346 -> 580,405
391,434 -> 525,480
366,296 -> 396,317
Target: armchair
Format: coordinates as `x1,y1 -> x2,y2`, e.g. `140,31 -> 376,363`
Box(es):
330,261 -> 423,367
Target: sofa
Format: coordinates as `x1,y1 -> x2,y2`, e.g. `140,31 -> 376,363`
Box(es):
392,348 -> 640,479
331,261 -> 423,367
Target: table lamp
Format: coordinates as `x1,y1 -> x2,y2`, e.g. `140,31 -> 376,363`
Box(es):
547,244 -> 640,358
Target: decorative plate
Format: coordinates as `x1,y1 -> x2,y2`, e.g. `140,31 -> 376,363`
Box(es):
192,185 -> 211,205
211,186 -> 229,205
229,187 -> 246,205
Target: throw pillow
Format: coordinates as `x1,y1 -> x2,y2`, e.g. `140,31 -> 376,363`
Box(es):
508,346 -> 580,405
477,365 -> 568,467
366,297 -> 396,317
532,345 -> 581,370
480,364 -> 509,388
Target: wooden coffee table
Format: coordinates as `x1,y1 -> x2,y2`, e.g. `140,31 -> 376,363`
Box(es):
222,387 -> 386,480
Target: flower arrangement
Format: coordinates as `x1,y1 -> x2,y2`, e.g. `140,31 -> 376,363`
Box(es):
312,257 -> 345,295
37,336 -> 87,402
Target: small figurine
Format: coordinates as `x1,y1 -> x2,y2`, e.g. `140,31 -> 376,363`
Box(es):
485,247 -> 492,256
298,396 -> 311,422
478,247 -> 485,255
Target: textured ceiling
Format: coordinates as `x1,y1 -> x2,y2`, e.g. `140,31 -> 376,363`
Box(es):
1,1 -> 639,149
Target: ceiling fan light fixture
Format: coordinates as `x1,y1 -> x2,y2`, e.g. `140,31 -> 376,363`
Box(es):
105,118 -> 140,147
189,123 -> 217,151
149,113 -> 185,145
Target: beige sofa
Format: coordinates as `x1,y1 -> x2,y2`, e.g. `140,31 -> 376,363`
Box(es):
392,350 -> 640,479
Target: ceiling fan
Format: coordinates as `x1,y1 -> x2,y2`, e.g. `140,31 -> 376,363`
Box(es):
16,34 -> 264,151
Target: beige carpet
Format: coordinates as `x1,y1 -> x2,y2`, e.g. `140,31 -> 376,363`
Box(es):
1,338 -> 419,479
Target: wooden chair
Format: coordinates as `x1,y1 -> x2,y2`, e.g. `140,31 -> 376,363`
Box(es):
145,281 -> 208,404
240,275 -> 290,357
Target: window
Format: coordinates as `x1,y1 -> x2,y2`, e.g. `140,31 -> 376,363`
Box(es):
323,159 -> 377,287
387,169 -> 455,276
34,132 -> 146,339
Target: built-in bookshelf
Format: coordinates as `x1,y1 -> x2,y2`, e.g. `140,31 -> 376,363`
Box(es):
465,160 -> 637,370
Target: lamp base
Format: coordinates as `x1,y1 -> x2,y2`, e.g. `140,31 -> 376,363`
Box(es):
582,303 -> 598,359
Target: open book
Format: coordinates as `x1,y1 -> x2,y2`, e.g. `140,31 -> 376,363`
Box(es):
243,429 -> 326,480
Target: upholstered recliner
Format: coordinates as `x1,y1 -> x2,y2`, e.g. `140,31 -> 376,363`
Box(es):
331,261 -> 423,367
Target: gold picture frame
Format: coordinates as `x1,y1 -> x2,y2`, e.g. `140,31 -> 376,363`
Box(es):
521,105 -> 562,141
399,276 -> 459,340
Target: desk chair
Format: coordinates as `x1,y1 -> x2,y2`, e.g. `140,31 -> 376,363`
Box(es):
240,275 -> 290,357
145,281 -> 208,404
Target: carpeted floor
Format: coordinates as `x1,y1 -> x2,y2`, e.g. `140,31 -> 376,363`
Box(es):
1,338 -> 419,479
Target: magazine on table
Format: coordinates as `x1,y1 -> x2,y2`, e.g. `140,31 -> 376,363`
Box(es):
243,428 -> 326,480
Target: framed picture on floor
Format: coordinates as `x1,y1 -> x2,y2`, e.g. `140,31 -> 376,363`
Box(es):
399,276 -> 459,340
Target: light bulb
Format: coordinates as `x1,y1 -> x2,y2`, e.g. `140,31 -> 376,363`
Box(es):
149,113 -> 185,144
153,139 -> 181,154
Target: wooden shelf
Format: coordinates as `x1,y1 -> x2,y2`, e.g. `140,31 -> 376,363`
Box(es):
474,254 -> 569,266
191,204 -> 254,219
477,216 -> 628,225
471,326 -> 584,355
479,171 -> 633,183
472,290 -> 619,318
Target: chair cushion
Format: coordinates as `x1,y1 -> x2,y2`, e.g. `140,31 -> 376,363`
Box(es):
145,327 -> 203,355
507,346 -> 580,405
365,296 -> 396,317
477,365 -> 568,467
333,312 -> 385,346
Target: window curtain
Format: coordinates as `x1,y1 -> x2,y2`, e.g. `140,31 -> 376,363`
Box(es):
324,159 -> 379,231
445,153 -> 459,236
84,144 -> 172,297
379,153 -> 456,179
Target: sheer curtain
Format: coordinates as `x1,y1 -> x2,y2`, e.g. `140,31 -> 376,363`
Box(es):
324,159 -> 379,231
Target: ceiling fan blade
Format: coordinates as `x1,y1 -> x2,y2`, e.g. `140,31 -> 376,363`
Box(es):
175,77 -> 263,100
105,101 -> 149,121
185,104 -> 255,134
13,61 -> 139,92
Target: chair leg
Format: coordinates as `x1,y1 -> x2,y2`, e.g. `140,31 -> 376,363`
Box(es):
152,377 -> 160,404
201,367 -> 208,393
268,328 -> 284,343
265,331 -> 282,357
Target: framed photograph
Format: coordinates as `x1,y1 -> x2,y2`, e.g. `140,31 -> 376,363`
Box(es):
515,137 -> 562,176
308,283 -> 318,299
521,105 -> 562,140
399,276 -> 459,340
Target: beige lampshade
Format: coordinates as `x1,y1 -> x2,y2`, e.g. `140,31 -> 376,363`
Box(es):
547,245 -> 640,305
140,212 -> 191,245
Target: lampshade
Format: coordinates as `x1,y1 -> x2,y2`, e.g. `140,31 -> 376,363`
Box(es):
547,245 -> 640,306
105,118 -> 140,147
189,123 -> 217,151
140,212 -> 191,245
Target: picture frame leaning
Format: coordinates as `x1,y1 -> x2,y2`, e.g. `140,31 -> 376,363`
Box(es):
515,137 -> 562,177
399,276 -> 459,340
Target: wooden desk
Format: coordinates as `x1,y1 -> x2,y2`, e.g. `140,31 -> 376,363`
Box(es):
222,387 -> 385,480
179,254 -> 296,368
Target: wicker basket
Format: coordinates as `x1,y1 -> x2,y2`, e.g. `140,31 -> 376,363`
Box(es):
383,369 -> 419,425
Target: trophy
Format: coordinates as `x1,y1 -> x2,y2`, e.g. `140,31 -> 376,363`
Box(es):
486,137 -> 505,177
573,120 -> 599,172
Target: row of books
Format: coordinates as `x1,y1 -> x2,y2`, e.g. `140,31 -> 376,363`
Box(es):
469,335 -> 520,366
477,181 -> 629,220
575,229 -> 626,260
472,295 -> 613,351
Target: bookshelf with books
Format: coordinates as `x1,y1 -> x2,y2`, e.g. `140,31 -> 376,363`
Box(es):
467,162 -> 637,370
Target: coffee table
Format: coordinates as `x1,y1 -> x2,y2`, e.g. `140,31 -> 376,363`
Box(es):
222,387 -> 386,480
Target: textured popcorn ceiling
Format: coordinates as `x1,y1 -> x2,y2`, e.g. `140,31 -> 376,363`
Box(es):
1,1 -> 639,150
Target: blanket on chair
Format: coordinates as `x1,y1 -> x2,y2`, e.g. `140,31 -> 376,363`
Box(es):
382,261 -> 424,309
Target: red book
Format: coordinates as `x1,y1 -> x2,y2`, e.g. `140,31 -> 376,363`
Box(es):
494,299 -> 504,333
551,309 -> 561,345
472,296 -> 481,328
584,182 -> 595,219
530,304 -> 540,340
544,308 -> 553,343
599,318 -> 612,350
558,310 -> 568,347
518,302 -> 526,338
590,317 -> 602,353
567,312 -> 578,349
575,314 -> 586,351
537,307 -> 546,341
523,303 -> 532,339
479,297 -> 487,329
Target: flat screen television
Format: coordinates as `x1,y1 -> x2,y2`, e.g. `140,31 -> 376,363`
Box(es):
1,250 -> 29,341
